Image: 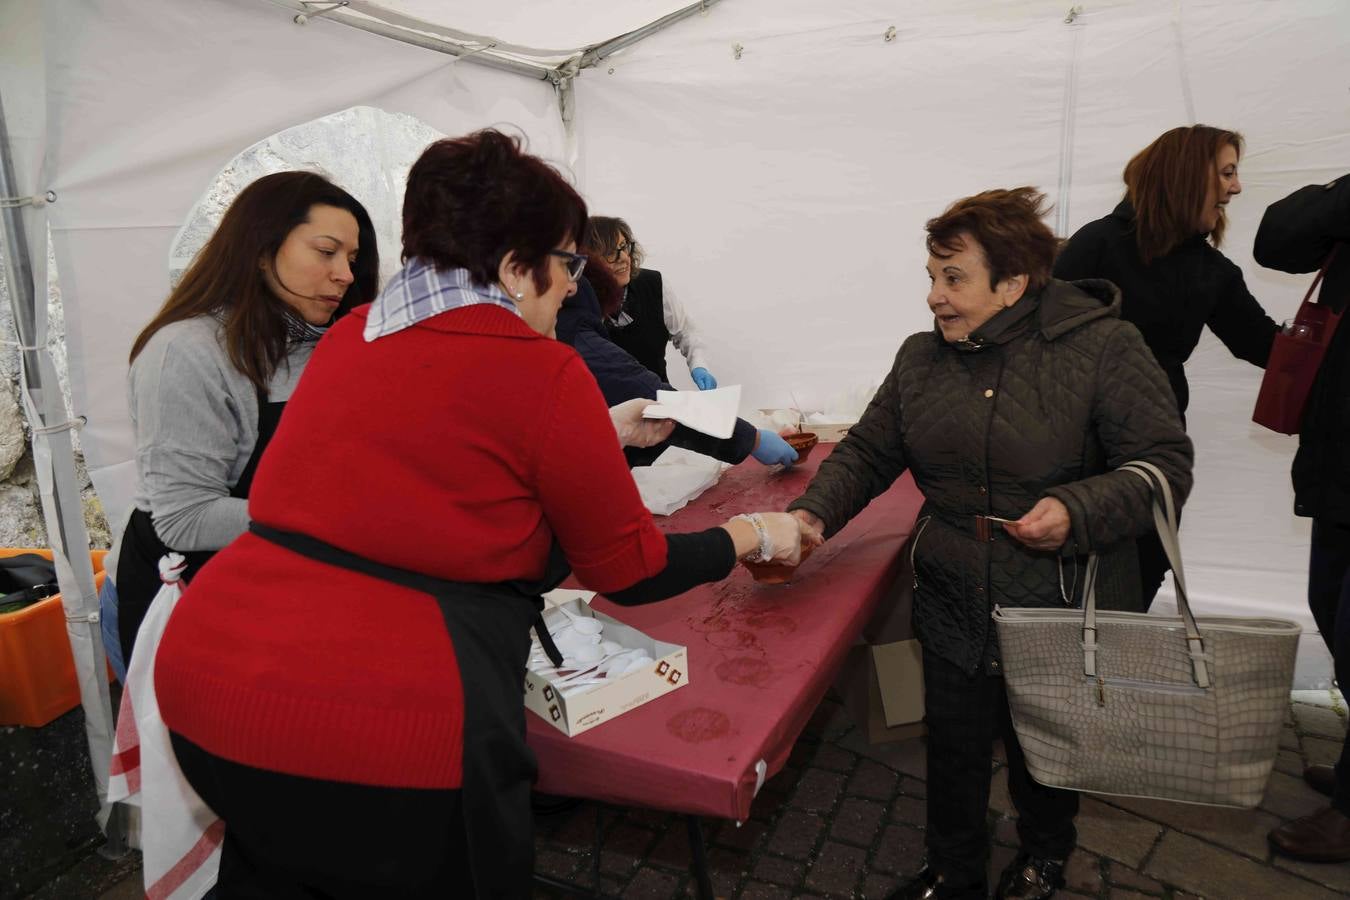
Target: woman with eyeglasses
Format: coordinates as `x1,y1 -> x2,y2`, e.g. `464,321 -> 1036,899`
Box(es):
1053,125 -> 1279,611
556,256 -> 802,468
153,129 -> 817,897
589,216 -> 719,390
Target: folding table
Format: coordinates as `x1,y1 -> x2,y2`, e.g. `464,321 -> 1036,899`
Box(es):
528,445 -> 925,896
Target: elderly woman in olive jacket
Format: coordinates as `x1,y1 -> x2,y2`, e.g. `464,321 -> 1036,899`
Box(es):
789,189 -> 1193,900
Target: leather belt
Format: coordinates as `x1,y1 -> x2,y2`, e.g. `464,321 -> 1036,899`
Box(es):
933,511 -> 1015,543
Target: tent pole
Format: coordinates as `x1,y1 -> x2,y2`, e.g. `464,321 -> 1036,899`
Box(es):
0,89 -> 124,848
267,0 -> 556,82
578,0 -> 726,70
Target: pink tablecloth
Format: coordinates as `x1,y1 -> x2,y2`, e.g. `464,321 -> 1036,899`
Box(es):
528,445 -> 924,820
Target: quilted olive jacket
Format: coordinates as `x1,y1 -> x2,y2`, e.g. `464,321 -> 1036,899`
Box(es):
789,278 -> 1193,674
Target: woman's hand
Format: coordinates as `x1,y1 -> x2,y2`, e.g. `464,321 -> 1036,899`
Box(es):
760,512 -> 807,564
1003,497 -> 1071,551
725,512 -> 812,564
790,509 -> 826,546
751,429 -> 798,466
609,398 -> 676,448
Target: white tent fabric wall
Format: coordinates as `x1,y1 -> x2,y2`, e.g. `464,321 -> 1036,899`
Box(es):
41,0 -> 570,532
571,0 -> 1350,667
26,0 -> 1350,734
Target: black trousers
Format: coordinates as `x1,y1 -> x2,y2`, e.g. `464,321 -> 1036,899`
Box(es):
170,732 -> 473,898
922,652 -> 1079,894
1307,520 -> 1350,815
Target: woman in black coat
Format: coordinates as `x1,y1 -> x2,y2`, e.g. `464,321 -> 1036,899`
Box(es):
1256,173 -> 1350,862
1054,125 -> 1279,609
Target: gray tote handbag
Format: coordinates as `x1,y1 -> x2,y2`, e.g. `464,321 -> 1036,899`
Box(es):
993,460 -> 1301,808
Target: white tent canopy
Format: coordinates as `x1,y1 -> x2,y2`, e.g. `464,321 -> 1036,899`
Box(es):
4,0 -> 1350,836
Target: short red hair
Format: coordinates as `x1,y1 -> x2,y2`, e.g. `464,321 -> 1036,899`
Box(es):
402,129 -> 587,295
925,187 -> 1058,293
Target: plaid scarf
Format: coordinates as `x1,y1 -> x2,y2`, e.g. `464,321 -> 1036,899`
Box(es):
364,258 -> 519,342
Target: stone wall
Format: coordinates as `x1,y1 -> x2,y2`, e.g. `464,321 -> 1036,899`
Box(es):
0,247 -> 111,552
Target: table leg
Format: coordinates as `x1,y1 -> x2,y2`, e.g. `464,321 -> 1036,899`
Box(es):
594,804 -> 604,890
532,803 -> 615,899
686,815 -> 714,900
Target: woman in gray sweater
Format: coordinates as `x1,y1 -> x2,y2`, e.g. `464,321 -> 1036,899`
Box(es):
106,172 -> 379,668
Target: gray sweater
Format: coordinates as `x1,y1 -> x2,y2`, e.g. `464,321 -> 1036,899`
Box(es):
108,317 -> 313,573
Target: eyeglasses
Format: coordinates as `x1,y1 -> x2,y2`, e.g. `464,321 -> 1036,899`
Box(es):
549,250 -> 588,282
605,241 -> 633,264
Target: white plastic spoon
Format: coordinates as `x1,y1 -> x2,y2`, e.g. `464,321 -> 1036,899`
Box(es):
554,605 -> 604,635
553,648 -> 642,685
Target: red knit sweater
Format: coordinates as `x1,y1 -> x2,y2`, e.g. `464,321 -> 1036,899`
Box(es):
155,305 -> 669,788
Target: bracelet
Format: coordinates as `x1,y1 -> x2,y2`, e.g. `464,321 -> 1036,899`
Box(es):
734,513 -> 772,562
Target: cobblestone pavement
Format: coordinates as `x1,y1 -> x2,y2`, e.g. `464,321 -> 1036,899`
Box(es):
9,690 -> 1350,899
525,689 -> 1350,900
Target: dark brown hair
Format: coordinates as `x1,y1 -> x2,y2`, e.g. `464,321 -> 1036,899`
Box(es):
586,216 -> 644,277
925,187 -> 1058,293
401,129 -> 587,295
129,171 -> 377,390
1123,124 -> 1244,263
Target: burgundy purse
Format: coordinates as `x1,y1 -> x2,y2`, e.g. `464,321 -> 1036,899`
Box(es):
1253,248 -> 1343,435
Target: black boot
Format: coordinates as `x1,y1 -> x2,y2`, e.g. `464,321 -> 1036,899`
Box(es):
995,852 -> 1065,899
887,866 -> 985,900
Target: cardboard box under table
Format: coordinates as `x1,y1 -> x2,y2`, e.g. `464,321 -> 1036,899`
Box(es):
833,540 -> 926,744
526,446 -> 925,823
525,601 -> 689,737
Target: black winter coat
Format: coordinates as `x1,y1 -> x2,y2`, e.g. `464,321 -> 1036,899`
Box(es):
1054,201 -> 1278,417
789,279 -> 1194,674
1254,174 -> 1350,521
555,278 -> 757,467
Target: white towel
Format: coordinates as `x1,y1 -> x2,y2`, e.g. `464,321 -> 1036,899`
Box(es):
107,554 -> 222,900
631,445 -> 726,516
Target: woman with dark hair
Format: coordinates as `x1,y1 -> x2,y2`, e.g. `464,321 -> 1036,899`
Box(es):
1054,124 -> 1280,609
556,256 -> 800,468
153,129 -> 813,897
789,188 -> 1193,899
108,170 -> 377,667
588,215 -> 719,389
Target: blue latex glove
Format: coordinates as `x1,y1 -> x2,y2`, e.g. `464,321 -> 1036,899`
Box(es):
752,429 -> 798,466
691,367 -> 718,390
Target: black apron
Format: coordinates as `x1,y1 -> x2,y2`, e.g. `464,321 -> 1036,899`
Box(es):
248,522 -> 567,899
116,388 -> 285,665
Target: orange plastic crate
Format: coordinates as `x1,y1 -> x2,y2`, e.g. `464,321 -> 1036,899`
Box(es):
0,548 -> 109,727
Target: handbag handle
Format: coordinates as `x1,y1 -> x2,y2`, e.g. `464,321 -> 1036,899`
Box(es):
1080,460 -> 1210,689
1302,244 -> 1341,308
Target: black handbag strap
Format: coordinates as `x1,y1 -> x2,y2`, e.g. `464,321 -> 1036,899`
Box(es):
0,554 -> 59,612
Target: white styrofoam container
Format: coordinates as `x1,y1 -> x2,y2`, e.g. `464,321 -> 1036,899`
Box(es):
523,600 -> 689,737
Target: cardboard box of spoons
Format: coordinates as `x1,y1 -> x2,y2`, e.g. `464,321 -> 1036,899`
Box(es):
524,598 -> 689,737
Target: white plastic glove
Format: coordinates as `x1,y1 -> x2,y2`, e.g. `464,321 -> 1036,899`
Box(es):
609,398 -> 677,448
735,512 -> 807,565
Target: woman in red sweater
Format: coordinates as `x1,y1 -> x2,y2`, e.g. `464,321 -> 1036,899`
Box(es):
154,129 -> 811,898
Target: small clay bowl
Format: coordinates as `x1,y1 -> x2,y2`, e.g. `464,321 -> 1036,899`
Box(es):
785,431 -> 819,463
741,541 -> 816,585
